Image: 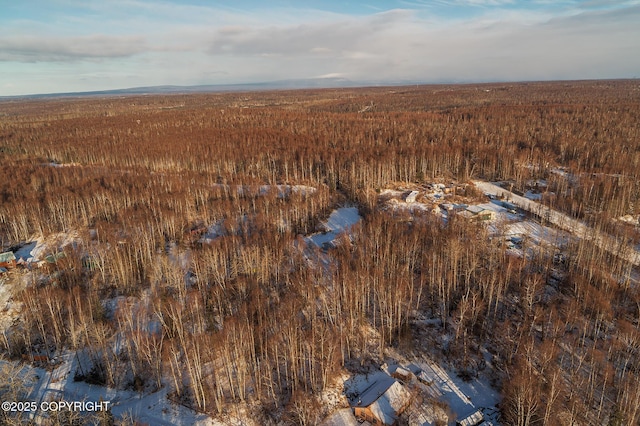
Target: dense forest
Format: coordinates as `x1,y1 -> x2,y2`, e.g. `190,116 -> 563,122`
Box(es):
1,80 -> 639,425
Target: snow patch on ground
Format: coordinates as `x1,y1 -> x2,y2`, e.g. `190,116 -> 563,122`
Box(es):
199,221 -> 226,244
524,190 -> 543,201
321,408 -> 359,426
618,215 -> 639,226
322,207 -> 361,233
379,189 -> 404,197
307,207 -> 361,248
385,198 -> 432,214
0,277 -> 22,334
13,232 -> 81,265
413,360 -> 501,424
13,241 -> 39,263
197,215 -> 251,244
319,371 -> 351,409
1,354 -> 216,426
212,184 -> 316,198
505,221 -> 570,249
45,162 -> 82,168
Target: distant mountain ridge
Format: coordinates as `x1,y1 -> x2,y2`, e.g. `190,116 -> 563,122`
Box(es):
1,78 -> 423,99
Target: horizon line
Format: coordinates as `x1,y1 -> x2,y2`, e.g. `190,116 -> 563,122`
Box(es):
2,77 -> 638,100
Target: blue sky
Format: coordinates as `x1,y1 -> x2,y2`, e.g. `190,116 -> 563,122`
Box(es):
1,0 -> 639,95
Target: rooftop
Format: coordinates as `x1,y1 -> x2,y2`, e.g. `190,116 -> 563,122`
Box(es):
354,375 -> 396,408
353,376 -> 412,426
0,252 -> 16,263
466,205 -> 486,214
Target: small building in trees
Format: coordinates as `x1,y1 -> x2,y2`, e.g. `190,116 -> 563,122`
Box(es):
441,203 -> 455,211
404,191 -> 419,203
460,205 -> 496,222
0,251 -> 16,269
352,377 -> 412,425
389,365 -> 413,383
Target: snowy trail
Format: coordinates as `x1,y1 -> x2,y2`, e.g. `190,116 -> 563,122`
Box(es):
421,362 -> 471,404
411,357 -> 502,424
2,354 -> 216,426
417,361 -> 475,416
474,181 -> 640,266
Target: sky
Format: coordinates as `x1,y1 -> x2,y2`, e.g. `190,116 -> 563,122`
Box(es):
1,0 -> 639,96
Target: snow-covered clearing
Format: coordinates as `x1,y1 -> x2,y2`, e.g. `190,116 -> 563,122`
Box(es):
505,221 -> 570,250
379,188 -> 405,198
1,354 -> 219,425
322,207 -> 362,233
0,232 -> 84,333
306,207 -> 361,249
475,180 -> 640,266
211,183 -> 316,198
384,198 -> 434,215
299,206 -> 363,290
13,232 -> 80,265
413,359 -> 500,425
474,201 -> 520,222
379,185 -> 458,219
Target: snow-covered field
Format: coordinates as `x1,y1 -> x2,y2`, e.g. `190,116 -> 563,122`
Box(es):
475,180 -> 640,266
413,359 -> 500,424
1,354 -> 218,425
523,190 -> 543,201
505,221 -> 570,250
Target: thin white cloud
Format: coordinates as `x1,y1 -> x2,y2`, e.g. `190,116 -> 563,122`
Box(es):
399,0 -> 515,9
316,72 -> 347,78
204,10 -> 414,57
579,0 -> 640,8
438,0 -> 517,5
0,34 -> 148,62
